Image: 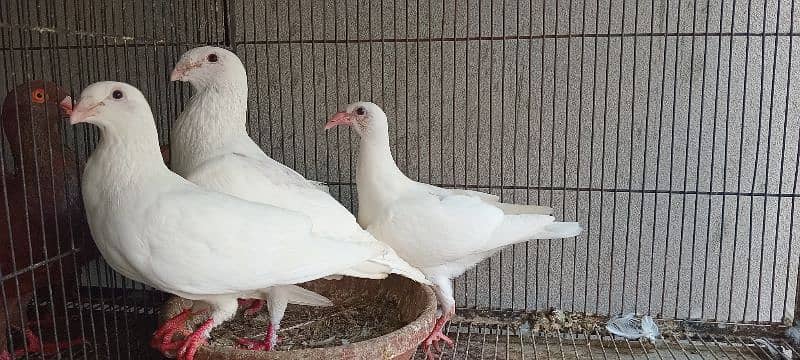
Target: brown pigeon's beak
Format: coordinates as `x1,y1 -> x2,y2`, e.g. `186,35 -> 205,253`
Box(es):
59,96 -> 73,117
170,61 -> 199,82
70,100 -> 102,125
325,111 -> 352,130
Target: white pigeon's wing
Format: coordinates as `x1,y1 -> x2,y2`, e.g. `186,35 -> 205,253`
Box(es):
187,152 -> 361,238
367,185 -> 507,269
415,182 -> 553,215
142,189 -> 385,296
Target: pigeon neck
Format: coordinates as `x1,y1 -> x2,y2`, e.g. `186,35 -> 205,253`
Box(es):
172,81 -> 248,174
94,119 -> 169,175
357,129 -> 405,181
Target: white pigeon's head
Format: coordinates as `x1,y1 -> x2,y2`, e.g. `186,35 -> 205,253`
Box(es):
70,81 -> 155,134
325,101 -> 388,137
171,46 -> 246,89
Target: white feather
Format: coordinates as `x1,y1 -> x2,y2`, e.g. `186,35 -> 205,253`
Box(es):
605,313 -> 660,343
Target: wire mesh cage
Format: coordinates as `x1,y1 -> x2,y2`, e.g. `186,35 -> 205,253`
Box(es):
2,0 -> 799,359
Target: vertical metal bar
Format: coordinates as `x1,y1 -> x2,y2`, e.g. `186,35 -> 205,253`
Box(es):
748,0 -> 772,323
717,0 -> 739,323
463,322 -> 474,359
283,0 -> 296,171
249,0 -> 264,151
285,0 -> 299,174
610,0 -> 629,315
525,0 -> 535,311
638,0 -> 658,317
508,0 -> 521,311
680,0 -> 702,321
274,0 -> 287,167
729,0 -> 754,323
598,0 -> 614,316
0,10 -> 21,356
782,0 -> 799,325
660,0 -> 684,319
310,0 -> 320,182
562,0 -> 574,312
538,0 -> 546,311
498,0 -> 506,310
587,0 -> 601,315
703,0 -> 727,322
761,0 -> 785,323
781,0 -> 800,328
547,0 -> 559,310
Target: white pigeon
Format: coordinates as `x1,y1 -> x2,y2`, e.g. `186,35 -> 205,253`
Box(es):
72,82 -> 424,360
326,102 -> 583,359
170,46 -> 430,351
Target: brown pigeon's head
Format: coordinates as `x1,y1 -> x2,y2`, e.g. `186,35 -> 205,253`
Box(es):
1,80 -> 72,152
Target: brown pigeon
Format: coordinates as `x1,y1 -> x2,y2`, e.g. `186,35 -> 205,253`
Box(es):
0,80 -> 86,360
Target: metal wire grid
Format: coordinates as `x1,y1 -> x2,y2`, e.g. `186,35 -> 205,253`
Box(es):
413,319 -> 793,359
229,0 -> 800,323
1,0 -> 800,359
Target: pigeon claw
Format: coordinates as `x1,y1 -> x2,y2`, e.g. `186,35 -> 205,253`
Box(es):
421,315 -> 454,360
151,308 -> 192,354
236,323 -> 278,351
176,319 -> 213,360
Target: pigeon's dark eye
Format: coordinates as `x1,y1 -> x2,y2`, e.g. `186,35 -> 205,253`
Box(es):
207,53 -> 218,62
112,90 -> 124,100
355,107 -> 366,116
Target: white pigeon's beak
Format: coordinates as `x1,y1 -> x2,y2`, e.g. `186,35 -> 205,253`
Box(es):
170,61 -> 200,82
70,99 -> 102,125
325,111 -> 352,130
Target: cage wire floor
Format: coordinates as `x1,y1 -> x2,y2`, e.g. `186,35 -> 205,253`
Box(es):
24,291 -> 795,360
407,310 -> 793,360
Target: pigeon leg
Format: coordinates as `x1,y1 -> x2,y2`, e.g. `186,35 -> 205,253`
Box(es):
176,318 -> 214,360
151,308 -> 192,353
237,299 -> 265,316
421,312 -> 454,360
236,322 -> 278,351
0,351 -> 9,360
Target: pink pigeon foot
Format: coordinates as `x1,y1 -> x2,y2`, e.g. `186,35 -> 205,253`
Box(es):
421,315 -> 454,360
237,299 -> 265,316
151,308 -> 192,353
236,323 -> 277,351
11,328 -> 83,358
175,318 -> 214,360
0,351 -> 11,360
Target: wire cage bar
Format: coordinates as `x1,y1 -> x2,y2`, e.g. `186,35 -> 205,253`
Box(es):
1,0 -> 799,359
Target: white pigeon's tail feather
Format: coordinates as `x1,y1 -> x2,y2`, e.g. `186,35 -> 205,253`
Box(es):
487,215 -> 582,251
274,285 -> 334,307
534,222 -> 583,239
492,202 -> 554,215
